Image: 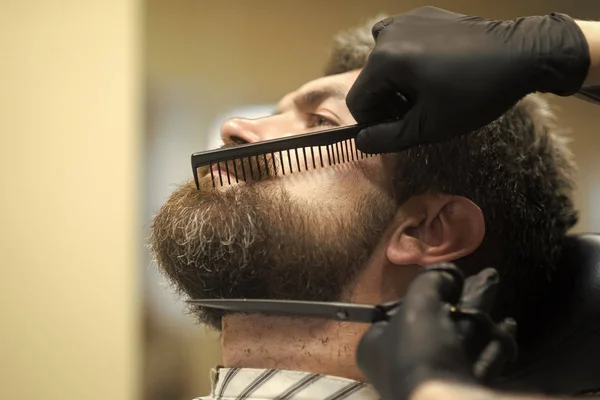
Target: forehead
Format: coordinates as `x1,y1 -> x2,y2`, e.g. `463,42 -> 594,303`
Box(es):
276,69 -> 361,110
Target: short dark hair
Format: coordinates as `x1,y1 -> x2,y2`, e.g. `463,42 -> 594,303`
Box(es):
325,17 -> 578,343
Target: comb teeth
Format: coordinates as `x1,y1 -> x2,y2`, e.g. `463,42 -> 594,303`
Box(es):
191,123 -> 385,189
203,137 -> 378,188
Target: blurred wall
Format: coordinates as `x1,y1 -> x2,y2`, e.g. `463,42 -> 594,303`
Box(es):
144,1 -> 600,399
0,1 -> 141,400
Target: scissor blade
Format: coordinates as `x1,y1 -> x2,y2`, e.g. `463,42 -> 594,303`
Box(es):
185,298 -> 387,323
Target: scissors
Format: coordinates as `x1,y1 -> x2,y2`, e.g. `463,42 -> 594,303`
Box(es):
186,297 -> 402,323
185,296 -> 517,361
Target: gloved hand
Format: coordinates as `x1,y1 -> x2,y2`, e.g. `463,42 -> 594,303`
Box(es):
356,263 -> 517,400
346,6 -> 591,154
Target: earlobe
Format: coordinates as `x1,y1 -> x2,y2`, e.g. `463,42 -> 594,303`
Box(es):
386,195 -> 485,267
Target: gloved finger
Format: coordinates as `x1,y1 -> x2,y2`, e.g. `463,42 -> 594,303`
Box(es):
356,321 -> 388,381
403,263 -> 465,317
345,59 -> 412,125
460,268 -> 500,312
473,318 -> 518,382
354,107 -> 428,154
411,6 -> 469,21
371,16 -> 394,39
373,7 -> 466,41
355,120 -> 403,154
458,268 -> 501,362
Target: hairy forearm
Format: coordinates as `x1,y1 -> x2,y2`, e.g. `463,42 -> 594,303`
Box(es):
411,380 -> 599,400
576,20 -> 600,87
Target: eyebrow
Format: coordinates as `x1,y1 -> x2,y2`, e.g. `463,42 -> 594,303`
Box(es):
293,84 -> 347,111
273,83 -> 348,115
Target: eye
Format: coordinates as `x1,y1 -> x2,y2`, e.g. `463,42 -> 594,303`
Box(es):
306,113 -> 338,129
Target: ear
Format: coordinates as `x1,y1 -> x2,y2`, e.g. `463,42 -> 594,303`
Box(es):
386,194 -> 485,266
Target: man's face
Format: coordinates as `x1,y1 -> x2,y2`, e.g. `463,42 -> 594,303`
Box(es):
210,70 -> 390,204
150,70 -> 398,329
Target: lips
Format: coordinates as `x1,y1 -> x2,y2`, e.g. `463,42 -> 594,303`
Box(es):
207,161 -> 245,185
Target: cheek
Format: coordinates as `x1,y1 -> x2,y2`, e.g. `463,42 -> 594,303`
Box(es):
280,159 -> 382,210
259,138 -> 389,206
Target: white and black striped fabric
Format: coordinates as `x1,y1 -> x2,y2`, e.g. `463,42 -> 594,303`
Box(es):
195,367 -> 380,400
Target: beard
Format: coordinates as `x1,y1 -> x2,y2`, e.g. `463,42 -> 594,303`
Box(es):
149,175 -> 396,330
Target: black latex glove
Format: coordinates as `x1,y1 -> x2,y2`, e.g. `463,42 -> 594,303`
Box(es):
356,264 -> 517,400
346,6 -> 591,154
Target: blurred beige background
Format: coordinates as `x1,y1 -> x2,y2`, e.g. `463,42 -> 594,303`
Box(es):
1,1 -> 141,400
1,1 -> 599,399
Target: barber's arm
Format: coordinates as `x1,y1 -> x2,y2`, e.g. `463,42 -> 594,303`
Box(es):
355,265 -> 598,400
576,20 -> 600,103
578,20 -> 600,87
346,7 -> 600,154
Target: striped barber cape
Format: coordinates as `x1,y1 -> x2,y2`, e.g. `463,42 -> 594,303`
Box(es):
196,367 -> 380,400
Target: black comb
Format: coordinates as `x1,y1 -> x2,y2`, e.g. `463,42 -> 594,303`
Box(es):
191,123 -> 379,189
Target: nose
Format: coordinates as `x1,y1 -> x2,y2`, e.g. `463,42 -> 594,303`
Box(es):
220,118 -> 260,145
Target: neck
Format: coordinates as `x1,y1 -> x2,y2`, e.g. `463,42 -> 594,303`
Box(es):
220,314 -> 368,381
219,237 -> 421,381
